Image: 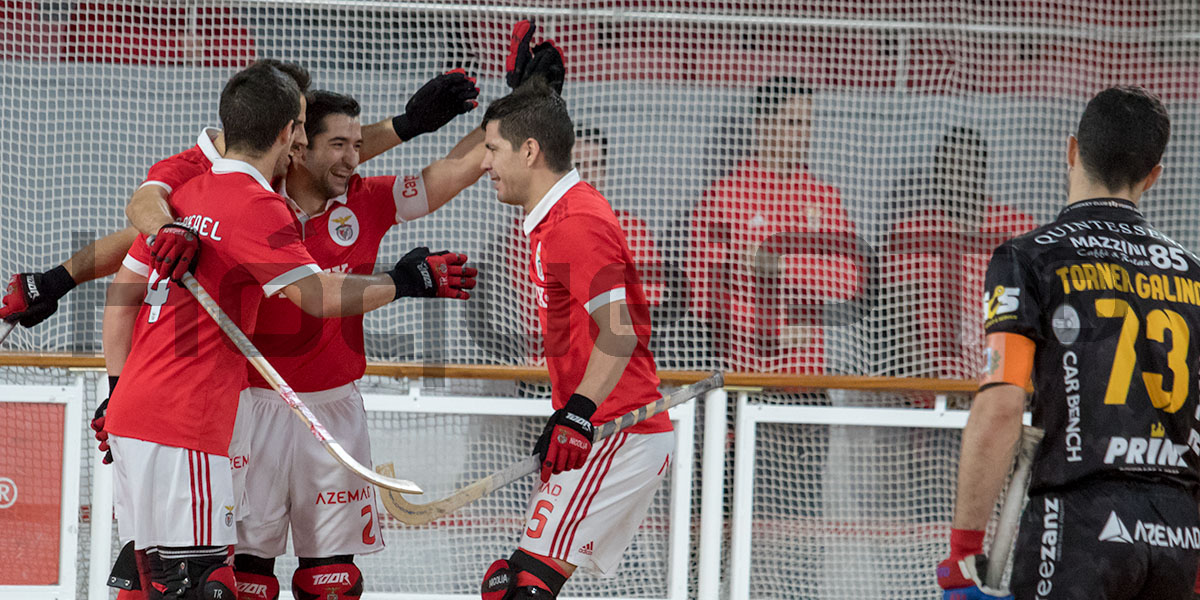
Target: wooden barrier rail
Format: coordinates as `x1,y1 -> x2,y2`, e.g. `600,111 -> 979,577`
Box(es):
0,352 -> 981,393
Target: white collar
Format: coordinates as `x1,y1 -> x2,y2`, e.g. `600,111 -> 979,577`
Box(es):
277,179 -> 349,223
523,169 -> 581,236
197,127 -> 222,163
210,158 -> 274,192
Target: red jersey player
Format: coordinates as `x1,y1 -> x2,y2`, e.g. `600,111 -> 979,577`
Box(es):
884,127 -> 1036,382
111,87 -> 488,600
688,76 -> 860,375
103,63 -> 474,600
476,79 -> 673,599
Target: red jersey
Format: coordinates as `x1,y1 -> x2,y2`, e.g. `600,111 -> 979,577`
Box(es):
141,128 -> 221,193
246,173 -> 431,391
107,159 -> 320,456
885,202 -> 1037,378
524,170 -> 669,434
688,160 -> 860,373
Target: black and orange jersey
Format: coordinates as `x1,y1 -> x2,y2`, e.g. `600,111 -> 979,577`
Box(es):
982,197 -> 1200,494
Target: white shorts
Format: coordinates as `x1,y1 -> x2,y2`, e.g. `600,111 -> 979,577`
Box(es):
519,431 -> 674,575
235,384 -> 384,558
110,435 -> 238,550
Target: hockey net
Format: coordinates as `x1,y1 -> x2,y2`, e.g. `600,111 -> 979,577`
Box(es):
2,1 -> 1199,599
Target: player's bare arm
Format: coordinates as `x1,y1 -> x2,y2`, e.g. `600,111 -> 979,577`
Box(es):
0,224 -> 141,327
280,247 -> 476,318
125,182 -> 175,235
422,126 -> 486,212
93,263 -> 148,465
574,298 -> 640,404
359,69 -> 480,162
951,381 -> 1025,530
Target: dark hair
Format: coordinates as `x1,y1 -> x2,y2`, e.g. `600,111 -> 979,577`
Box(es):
481,79 -> 574,173
305,90 -> 361,143
754,75 -> 814,117
252,58 -> 311,93
1075,85 -> 1170,191
219,63 -> 301,156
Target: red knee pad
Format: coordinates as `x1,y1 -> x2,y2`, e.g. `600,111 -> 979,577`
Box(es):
291,563 -> 363,600
199,564 -> 237,600
116,590 -> 148,600
481,558 -> 516,600
234,570 -> 279,600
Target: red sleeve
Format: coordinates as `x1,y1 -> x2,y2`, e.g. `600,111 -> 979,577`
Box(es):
354,175 -> 404,227
143,147 -> 209,193
544,215 -> 630,313
225,194 -> 320,295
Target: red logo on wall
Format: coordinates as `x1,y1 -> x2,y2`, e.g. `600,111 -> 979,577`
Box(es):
0,402 -> 65,585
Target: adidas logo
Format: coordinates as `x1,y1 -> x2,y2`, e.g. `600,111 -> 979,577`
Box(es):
1099,511 -> 1132,544
578,541 -> 594,556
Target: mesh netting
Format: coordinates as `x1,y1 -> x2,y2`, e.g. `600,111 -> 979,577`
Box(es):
3,2 -> 1200,599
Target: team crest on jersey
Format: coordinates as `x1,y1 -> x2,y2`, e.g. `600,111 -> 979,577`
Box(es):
224,505 -> 234,528
328,206 -> 360,247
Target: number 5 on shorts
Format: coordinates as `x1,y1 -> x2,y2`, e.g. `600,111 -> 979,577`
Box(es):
525,500 -> 554,538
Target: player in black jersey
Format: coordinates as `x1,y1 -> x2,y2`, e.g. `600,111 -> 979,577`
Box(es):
938,86 -> 1200,600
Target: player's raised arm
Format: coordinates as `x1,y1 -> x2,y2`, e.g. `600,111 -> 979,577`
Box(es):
0,224 -> 140,328
420,126 -> 486,213
359,69 -> 480,163
279,246 -> 476,318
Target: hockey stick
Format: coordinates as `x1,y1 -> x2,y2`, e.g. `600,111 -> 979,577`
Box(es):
376,371 -> 724,526
985,425 -> 1044,589
178,272 -> 422,495
0,321 -> 14,345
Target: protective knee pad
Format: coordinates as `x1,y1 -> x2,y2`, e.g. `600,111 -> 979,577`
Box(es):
115,590 -> 148,600
234,554 -> 279,600
108,541 -> 141,590
291,562 -> 362,600
145,549 -> 236,600
480,549 -> 567,600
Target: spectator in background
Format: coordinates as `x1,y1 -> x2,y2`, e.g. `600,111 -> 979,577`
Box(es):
688,76 -> 860,374
64,2 -> 253,66
882,126 -> 1036,380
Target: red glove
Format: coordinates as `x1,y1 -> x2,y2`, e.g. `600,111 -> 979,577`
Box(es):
149,224 -> 200,281
389,247 -> 478,300
533,393 -> 597,483
937,529 -> 1012,599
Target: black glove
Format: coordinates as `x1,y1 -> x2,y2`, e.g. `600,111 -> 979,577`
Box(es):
532,393 -> 597,483
506,20 -> 566,93
387,247 -> 478,300
91,376 -> 118,464
0,266 -> 77,327
391,69 -> 480,142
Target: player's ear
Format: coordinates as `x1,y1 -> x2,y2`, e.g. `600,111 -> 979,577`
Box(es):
276,120 -> 296,147
523,138 -> 540,168
1065,135 -> 1079,168
1140,163 -> 1164,194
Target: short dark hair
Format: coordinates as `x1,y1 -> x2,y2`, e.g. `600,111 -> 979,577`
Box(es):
305,90 -> 361,143
754,75 -> 814,117
252,58 -> 311,93
219,63 -> 301,156
481,79 -> 574,173
1075,85 -> 1170,191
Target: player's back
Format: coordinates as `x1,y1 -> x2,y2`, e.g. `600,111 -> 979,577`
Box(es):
988,198 -> 1200,494
106,159 -> 319,456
